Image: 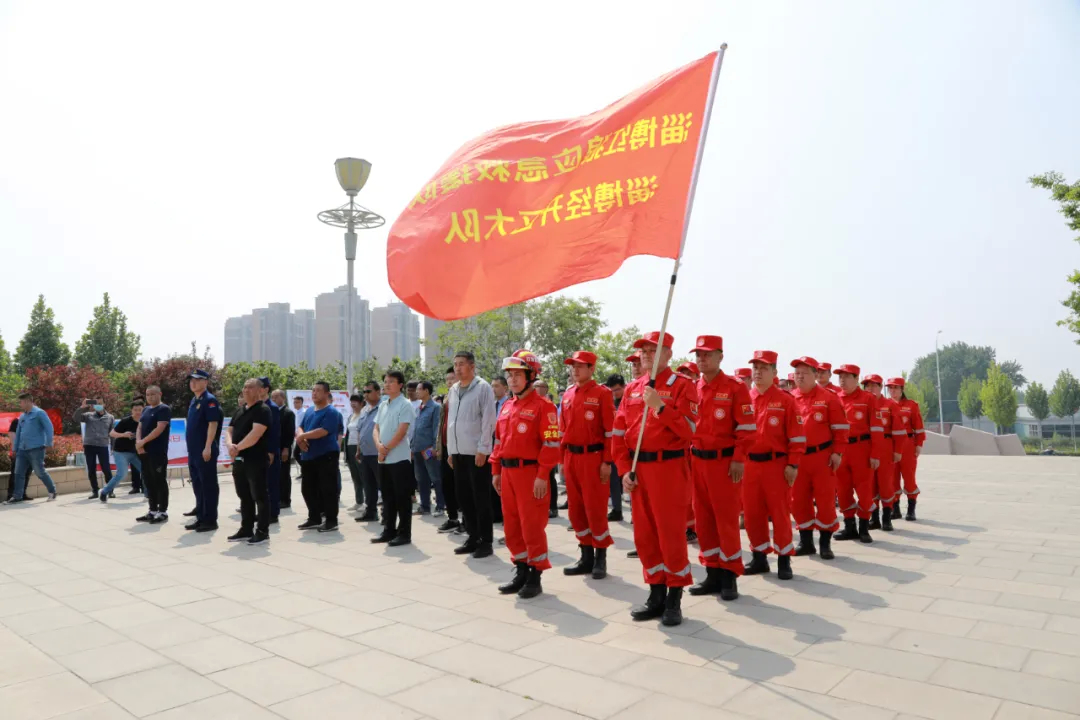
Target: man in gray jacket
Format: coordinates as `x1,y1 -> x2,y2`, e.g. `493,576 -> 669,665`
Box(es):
447,351 -> 497,559
74,399 -> 115,500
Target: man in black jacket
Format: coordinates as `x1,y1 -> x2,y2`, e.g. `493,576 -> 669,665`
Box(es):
272,390 -> 295,509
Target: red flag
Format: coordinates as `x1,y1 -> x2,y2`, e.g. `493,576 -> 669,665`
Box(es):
387,51 -> 719,320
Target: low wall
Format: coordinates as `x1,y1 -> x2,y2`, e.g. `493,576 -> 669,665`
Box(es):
995,434 -> 1026,456
949,425 -> 1001,456
921,431 -> 952,455
0,465 -> 209,499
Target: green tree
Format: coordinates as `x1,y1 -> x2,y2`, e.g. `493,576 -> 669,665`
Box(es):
1030,171 -> 1080,341
524,297 -> 605,391
958,376 -> 984,426
1025,381 -> 1050,448
436,305 -> 526,382
14,295 -> 71,371
903,373 -> 937,424
0,331 -> 10,375
73,293 -> 141,372
979,363 -> 1018,434
1049,369 -> 1080,450
906,342 -> 1021,422
593,325 -> 641,383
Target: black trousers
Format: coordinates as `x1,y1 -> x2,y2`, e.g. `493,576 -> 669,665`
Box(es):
452,454 -> 493,545
300,452 -> 339,525
379,460 -> 414,539
359,455 -> 380,517
345,445 -> 364,505
142,453 -> 169,513
5,460 -> 32,500
131,464 -> 143,492
549,467 -> 558,512
440,454 -> 458,521
279,453 -> 292,505
84,445 -> 112,491
233,456 -> 269,534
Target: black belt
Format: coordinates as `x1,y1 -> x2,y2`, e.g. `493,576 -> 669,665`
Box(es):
636,449 -> 685,463
907,432 -> 916,438
849,434 -> 871,444
500,458 -> 538,468
804,440 -> 833,456
748,451 -> 787,463
565,443 -> 605,454
691,447 -> 736,460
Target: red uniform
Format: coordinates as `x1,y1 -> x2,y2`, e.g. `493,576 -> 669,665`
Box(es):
874,396 -> 908,510
745,384 -> 806,556
894,398 -> 924,497
560,379 -> 616,549
692,370 -> 755,575
836,387 -> 886,520
491,390 -> 561,571
791,385 -> 849,533
613,367 -> 696,588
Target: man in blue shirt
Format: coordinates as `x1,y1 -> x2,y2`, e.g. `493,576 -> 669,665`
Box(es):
135,385 -> 172,523
371,371 -> 416,546
184,369 -> 224,532
411,381 -> 443,516
6,393 -> 58,503
257,378 -> 282,523
353,381 -> 382,523
296,381 -> 342,533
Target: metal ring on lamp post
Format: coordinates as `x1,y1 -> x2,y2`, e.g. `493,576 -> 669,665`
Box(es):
317,202 -> 386,229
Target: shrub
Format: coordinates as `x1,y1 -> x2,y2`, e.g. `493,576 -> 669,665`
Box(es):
46,435 -> 84,468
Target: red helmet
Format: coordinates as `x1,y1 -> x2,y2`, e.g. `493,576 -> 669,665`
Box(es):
503,349 -> 542,378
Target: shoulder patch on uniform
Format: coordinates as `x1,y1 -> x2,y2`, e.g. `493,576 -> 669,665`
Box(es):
742,404 -> 753,414
666,374 -> 677,387
548,412 -> 557,424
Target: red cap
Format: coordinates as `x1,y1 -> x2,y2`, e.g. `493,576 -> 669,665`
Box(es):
624,351 -> 641,363
633,331 -> 674,349
773,376 -> 780,386
833,364 -> 860,377
861,373 -> 883,386
690,335 -> 723,353
818,362 -> 832,373
885,377 -> 905,388
734,368 -> 751,379
677,362 -> 699,375
790,356 -> 819,370
787,373 -> 795,382
564,351 -> 597,366
748,350 -> 778,365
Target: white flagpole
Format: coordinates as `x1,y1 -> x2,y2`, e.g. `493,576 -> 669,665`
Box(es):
627,44 -> 728,484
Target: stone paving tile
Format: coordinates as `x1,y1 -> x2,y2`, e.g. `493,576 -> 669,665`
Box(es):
208,656 -> 336,706
316,647 -> 441,696
392,673 -> 537,720
516,635 -> 641,676
930,659 -> 1080,714
724,682 -> 897,720
353,622 -> 462,659
56,641 -> 169,683
206,610 -> 305,643
158,634 -> 272,674
993,701 -> 1080,720
502,666 -> 649,719
711,646 -> 851,693
94,664 -> 225,717
271,683 -> 418,720
112,616 -> 219,650
0,672 -> 108,720
438,618 -> 551,652
143,691 -> 278,720
420,642 -> 546,686
610,656 -> 752,707
797,636 -> 944,681
255,629 -> 366,667
885,628 -> 1030,670
830,668 -> 1000,720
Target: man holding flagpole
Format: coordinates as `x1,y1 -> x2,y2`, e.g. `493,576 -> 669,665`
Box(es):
612,331 -> 697,627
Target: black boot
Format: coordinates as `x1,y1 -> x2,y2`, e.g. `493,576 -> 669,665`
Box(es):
891,504 -> 902,520
881,507 -> 894,532
743,551 -> 770,575
777,554 -> 793,580
630,584 -> 666,621
719,569 -> 739,601
819,530 -> 835,560
906,498 -> 917,521
661,587 -> 683,627
498,562 -> 528,595
688,567 -> 723,596
869,508 -> 881,530
592,548 -> 607,580
858,517 -> 873,543
834,518 -> 858,541
563,545 -> 595,576
794,529 -> 817,557
518,567 -> 543,599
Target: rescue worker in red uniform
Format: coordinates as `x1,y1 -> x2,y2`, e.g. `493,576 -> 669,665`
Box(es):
560,351 -> 616,580
862,374 -> 906,532
886,377 -> 924,521
491,351 -> 561,599
735,368 -> 752,391
626,351 -> 646,381
676,361 -> 700,545
790,357 -> 848,560
744,351 -> 806,580
685,336 -> 754,601
613,331 -> 696,626
833,364 -> 885,543
815,363 -> 841,394
677,362 -> 700,381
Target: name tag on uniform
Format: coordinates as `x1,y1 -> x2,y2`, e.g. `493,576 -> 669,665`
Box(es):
520,409 -> 535,418
657,390 -> 672,398
584,397 -> 599,405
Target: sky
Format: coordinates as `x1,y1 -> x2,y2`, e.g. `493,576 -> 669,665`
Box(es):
1,0 -> 1078,389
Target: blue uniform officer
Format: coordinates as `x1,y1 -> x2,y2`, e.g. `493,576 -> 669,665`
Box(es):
185,369 -> 224,531
258,377 -> 282,522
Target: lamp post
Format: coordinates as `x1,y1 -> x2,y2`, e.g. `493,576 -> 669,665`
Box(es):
935,330 -> 945,434
318,158 -> 385,394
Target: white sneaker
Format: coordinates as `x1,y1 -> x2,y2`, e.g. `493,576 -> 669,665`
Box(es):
47,493 -> 57,502
348,503 -> 361,512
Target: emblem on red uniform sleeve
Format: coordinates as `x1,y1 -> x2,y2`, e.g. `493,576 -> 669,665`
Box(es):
689,402 -> 699,415
548,412 -> 557,424
796,415 -> 804,424
741,404 -> 753,414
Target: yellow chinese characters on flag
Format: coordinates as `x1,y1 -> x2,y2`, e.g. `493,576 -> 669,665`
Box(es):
387,51 -> 719,321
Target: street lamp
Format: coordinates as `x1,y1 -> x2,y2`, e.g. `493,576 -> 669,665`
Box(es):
935,330 -> 945,434
318,158 -> 385,394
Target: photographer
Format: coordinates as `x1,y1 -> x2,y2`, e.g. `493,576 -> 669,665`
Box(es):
74,398 -> 115,500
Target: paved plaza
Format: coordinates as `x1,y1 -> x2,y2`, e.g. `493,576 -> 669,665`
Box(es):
1,455 -> 1080,720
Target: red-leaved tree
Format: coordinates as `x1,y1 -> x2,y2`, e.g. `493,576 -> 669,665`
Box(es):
23,365 -> 123,434
127,352 -> 218,418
